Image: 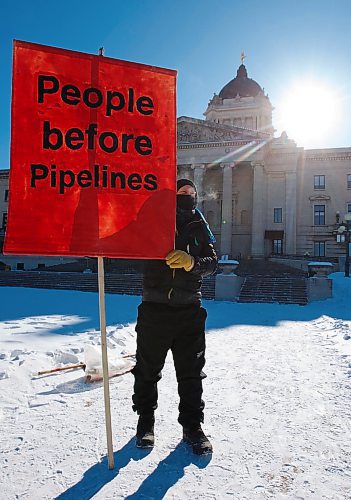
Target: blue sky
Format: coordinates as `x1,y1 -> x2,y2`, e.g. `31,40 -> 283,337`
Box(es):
1,0 -> 351,167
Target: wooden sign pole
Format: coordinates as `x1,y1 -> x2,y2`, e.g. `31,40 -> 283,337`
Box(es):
98,256 -> 115,470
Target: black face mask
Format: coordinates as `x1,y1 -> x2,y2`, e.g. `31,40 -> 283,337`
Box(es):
176,194 -> 196,211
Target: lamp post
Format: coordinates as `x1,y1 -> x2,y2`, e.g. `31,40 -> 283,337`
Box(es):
337,213 -> 351,277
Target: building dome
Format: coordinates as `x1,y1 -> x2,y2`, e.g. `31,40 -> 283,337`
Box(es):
219,64 -> 263,99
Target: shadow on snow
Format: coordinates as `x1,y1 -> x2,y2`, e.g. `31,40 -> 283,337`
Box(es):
1,284 -> 351,333
55,438 -> 211,500
0,287 -> 140,335
204,298 -> 351,330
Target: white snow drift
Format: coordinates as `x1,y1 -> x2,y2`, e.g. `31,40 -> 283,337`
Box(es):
0,273 -> 350,499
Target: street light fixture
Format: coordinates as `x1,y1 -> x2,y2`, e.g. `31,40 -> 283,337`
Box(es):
337,213 -> 351,277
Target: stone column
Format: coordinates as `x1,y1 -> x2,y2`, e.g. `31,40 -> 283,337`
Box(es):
220,163 -> 234,257
192,164 -> 205,212
285,172 -> 297,255
251,161 -> 266,258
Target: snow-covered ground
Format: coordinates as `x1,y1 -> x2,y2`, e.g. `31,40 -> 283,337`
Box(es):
1,273 -> 351,499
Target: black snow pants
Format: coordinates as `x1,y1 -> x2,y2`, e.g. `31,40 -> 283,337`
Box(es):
132,301 -> 207,428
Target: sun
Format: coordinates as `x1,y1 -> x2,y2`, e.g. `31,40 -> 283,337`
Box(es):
277,81 -> 340,146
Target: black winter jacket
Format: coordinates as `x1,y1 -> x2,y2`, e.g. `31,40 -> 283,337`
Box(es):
142,211 -> 217,306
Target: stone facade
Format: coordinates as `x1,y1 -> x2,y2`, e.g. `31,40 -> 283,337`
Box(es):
178,117 -> 351,259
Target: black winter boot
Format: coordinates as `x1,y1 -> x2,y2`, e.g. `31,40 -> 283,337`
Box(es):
136,414 -> 155,448
183,425 -> 212,455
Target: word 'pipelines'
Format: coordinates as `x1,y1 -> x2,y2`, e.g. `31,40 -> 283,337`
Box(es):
30,164 -> 158,194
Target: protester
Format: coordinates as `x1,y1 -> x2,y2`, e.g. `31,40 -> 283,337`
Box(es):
132,178 -> 217,455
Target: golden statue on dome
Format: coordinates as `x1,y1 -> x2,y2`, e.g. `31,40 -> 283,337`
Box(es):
241,50 -> 246,65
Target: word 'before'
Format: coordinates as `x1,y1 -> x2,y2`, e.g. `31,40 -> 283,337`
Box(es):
43,122 -> 152,155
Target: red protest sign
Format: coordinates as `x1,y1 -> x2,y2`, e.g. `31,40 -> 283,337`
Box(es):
4,41 -> 177,258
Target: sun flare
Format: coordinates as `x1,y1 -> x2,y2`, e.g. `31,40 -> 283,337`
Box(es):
278,81 -> 340,146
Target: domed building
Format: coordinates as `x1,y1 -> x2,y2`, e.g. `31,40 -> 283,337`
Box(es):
204,63 -> 274,136
177,60 -> 351,263
0,59 -> 351,270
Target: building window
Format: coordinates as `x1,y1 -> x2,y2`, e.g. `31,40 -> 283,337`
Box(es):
4,190 -> 9,202
240,210 -> 249,225
314,241 -> 326,257
2,213 -> 7,229
347,203 -> 351,213
314,175 -> 325,189
245,117 -> 253,128
348,174 -> 351,189
273,208 -> 283,223
272,239 -> 283,254
314,205 -> 325,225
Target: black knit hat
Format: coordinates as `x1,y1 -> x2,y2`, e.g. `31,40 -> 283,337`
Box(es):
176,178 -> 197,192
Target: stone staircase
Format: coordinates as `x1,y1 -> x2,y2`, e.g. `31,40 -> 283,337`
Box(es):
0,260 -> 307,305
236,259 -> 308,305
0,271 -> 216,300
238,275 -> 308,305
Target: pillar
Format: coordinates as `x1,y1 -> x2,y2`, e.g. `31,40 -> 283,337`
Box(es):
251,161 -> 266,258
285,171 -> 297,255
220,163 -> 234,257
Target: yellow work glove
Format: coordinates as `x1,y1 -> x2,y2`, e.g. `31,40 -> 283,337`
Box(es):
166,250 -> 195,271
